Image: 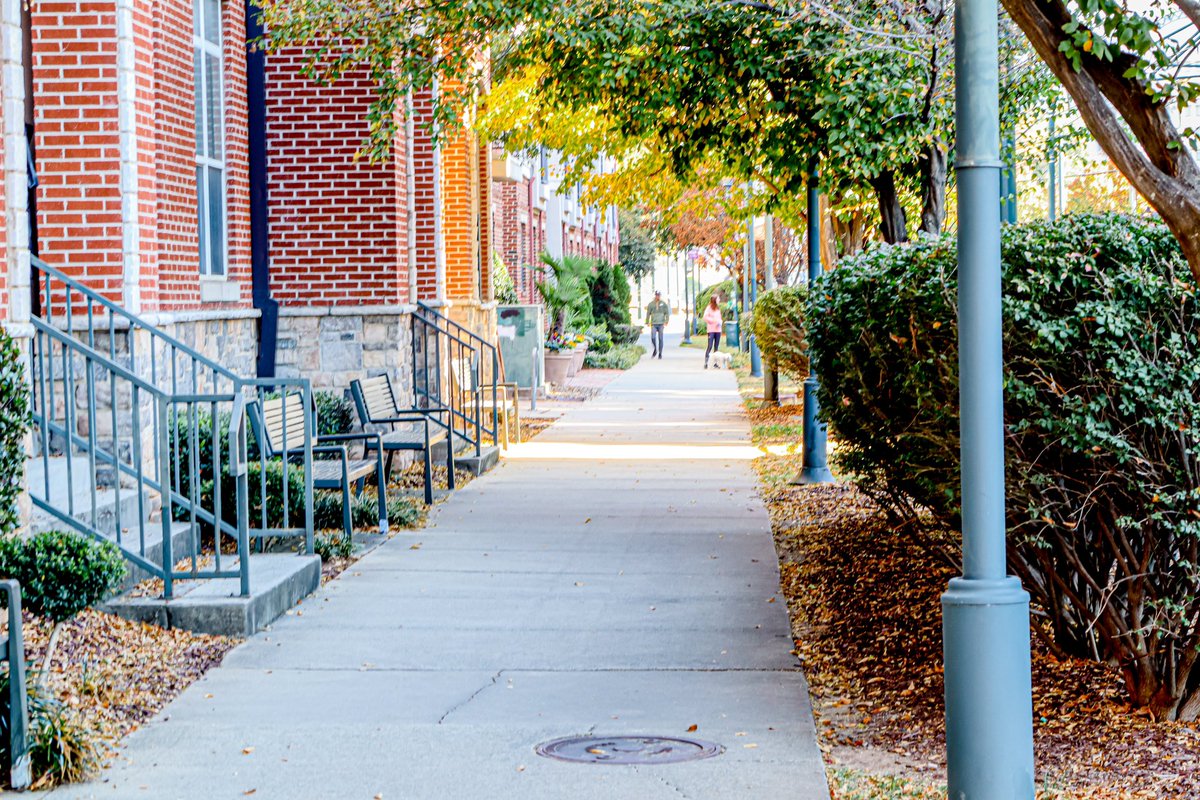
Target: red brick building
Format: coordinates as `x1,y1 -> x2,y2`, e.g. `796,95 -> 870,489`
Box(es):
490,146 -> 620,306
0,3 -> 613,397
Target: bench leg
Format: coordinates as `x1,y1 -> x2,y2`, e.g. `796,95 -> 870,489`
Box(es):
423,444 -> 434,505
341,465 -> 353,542
385,450 -> 395,477
375,448 -> 389,535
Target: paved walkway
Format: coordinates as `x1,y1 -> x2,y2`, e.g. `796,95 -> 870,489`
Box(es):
54,332 -> 829,800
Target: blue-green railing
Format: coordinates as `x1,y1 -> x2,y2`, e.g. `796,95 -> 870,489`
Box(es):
27,256 -> 314,598
0,580 -> 29,791
412,303 -> 498,457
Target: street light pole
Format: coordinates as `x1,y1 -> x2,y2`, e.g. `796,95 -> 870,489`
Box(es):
943,0 -> 1035,796
682,250 -> 693,344
748,214 -> 762,377
794,170 -> 833,485
1047,113 -> 1057,222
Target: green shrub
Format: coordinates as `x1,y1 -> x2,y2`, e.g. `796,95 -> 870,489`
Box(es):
314,531 -> 355,561
750,286 -> 808,380
810,213 -> 1200,720
0,531 -> 125,624
313,390 -> 355,436
584,344 -> 646,370
609,324 -> 643,345
696,280 -> 736,320
0,330 -> 29,536
587,260 -> 632,332
584,324 -> 614,354
493,252 -> 520,305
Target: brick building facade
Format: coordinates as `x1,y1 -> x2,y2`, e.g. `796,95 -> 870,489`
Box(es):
1,4 -> 613,400
490,146 -> 619,306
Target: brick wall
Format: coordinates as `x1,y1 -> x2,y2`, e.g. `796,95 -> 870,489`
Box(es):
441,127 -> 475,300
31,0 -> 122,302
264,53 -> 408,307
30,0 -> 252,312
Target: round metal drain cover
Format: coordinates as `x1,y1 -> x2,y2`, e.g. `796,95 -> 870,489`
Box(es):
535,735 -> 724,765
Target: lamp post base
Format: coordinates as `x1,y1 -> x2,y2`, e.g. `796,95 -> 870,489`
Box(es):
791,465 -> 835,485
749,337 -> 762,377
942,576 -> 1035,799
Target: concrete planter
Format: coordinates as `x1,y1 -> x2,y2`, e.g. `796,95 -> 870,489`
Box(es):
568,345 -> 587,376
544,351 -> 574,385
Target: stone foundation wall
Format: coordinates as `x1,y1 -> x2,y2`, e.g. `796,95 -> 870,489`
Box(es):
276,306 -> 415,405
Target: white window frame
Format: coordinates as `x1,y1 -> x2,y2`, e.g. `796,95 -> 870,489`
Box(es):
194,0 -> 228,280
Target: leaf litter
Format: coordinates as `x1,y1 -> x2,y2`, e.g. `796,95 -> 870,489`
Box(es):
744,394 -> 1199,798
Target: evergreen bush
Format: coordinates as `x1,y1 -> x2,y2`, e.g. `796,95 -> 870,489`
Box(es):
0,531 -> 125,624
810,214 -> 1200,720
313,390 -> 355,436
609,324 -> 643,345
0,329 -> 29,535
750,286 -> 808,380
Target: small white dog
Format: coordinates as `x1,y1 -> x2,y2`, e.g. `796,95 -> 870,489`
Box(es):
710,351 -> 733,369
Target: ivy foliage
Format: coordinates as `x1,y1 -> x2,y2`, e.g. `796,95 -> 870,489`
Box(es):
809,213 -> 1200,720
0,329 -> 30,535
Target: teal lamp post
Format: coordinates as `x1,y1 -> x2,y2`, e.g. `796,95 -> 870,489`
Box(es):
748,214 -> 762,377
794,169 -> 833,485
942,0 -> 1036,796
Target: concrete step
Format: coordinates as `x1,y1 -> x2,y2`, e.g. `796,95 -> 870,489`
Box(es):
431,434 -> 501,476
27,456 -> 159,536
104,553 -> 321,637
27,456 -> 197,588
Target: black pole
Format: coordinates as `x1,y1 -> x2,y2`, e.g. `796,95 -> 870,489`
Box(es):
247,2 -> 278,378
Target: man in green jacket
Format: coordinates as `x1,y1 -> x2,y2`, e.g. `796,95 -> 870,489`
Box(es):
645,291 -> 670,359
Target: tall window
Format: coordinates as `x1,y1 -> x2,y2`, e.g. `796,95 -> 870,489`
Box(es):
194,0 -> 225,276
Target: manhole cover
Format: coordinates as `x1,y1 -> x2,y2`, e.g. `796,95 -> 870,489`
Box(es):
535,735 -> 724,765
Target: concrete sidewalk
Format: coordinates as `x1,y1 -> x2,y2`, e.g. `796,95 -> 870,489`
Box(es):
53,333 -> 829,800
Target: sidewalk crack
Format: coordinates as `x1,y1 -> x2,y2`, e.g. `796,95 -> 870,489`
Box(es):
438,670 -> 502,724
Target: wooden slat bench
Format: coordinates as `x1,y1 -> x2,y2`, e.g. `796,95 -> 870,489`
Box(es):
350,375 -> 453,505
249,392 -> 389,539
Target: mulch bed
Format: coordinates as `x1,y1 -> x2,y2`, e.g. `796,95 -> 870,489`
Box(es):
747,401 -> 1200,799
18,609 -> 237,747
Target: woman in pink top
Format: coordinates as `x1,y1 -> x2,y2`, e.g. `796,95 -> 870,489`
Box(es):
703,296 -> 724,368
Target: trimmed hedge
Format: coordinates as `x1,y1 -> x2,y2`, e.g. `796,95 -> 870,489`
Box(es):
750,286 -> 808,380
810,214 -> 1200,720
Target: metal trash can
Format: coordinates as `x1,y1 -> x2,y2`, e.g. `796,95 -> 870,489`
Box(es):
724,321 -> 738,348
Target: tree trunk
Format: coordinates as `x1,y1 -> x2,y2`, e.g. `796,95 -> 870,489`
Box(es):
1002,0 -> 1200,283
919,140 -> 948,236
819,194 -> 839,271
870,170 -> 909,244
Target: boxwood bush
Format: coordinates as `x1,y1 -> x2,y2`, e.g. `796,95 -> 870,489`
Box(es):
809,214 -> 1200,720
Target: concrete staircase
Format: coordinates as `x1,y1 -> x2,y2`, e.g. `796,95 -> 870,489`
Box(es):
28,456 -> 320,637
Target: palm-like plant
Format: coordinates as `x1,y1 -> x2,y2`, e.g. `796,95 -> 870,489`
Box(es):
535,254 -> 594,336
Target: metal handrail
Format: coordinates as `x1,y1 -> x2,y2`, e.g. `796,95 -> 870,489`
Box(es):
0,581 -> 30,790
412,303 -> 499,456
26,258 -> 317,600
32,256 -> 239,382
